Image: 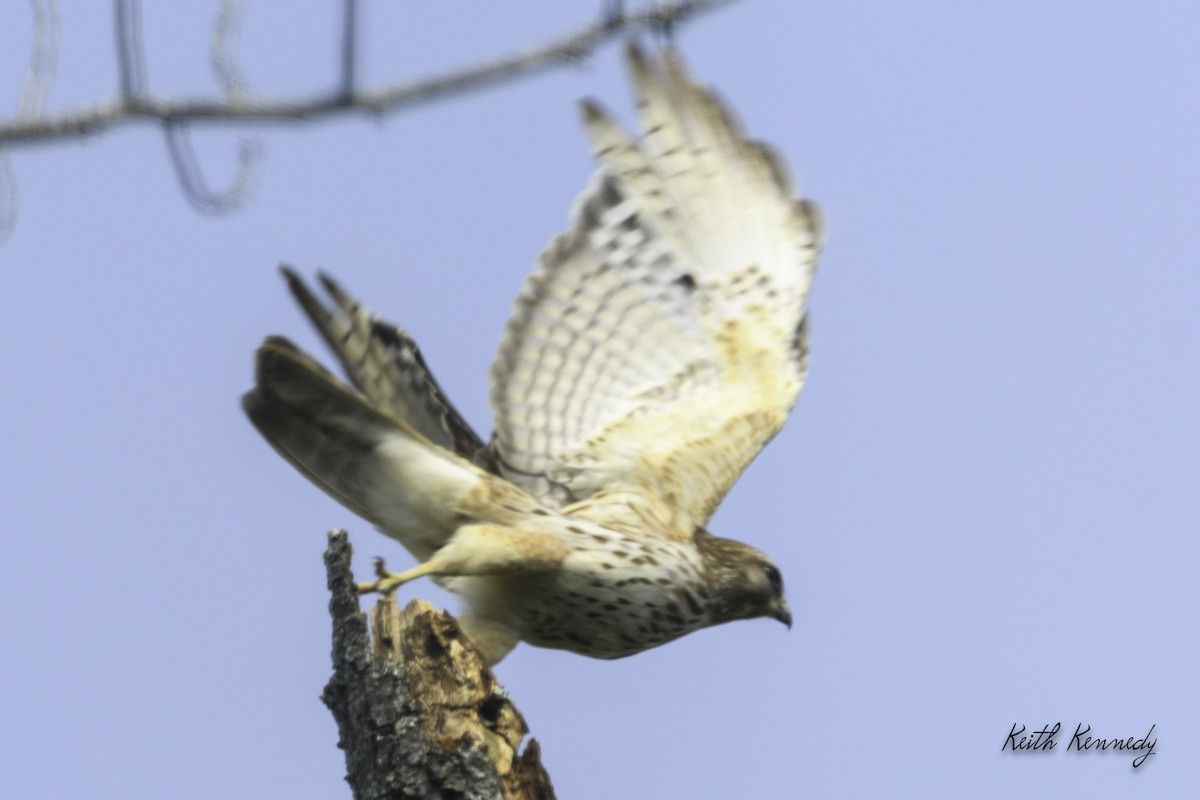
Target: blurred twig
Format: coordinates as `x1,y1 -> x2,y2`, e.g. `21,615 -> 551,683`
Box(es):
0,0 -> 737,233
1,0 -> 60,239
0,0 -> 738,146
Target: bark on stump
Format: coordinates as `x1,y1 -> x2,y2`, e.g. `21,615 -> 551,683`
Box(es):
321,530 -> 555,800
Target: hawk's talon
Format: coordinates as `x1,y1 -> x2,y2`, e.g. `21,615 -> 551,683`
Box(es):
355,557 -> 400,596
356,556 -> 437,596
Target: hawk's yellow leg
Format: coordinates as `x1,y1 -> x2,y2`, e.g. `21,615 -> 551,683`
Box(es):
357,557 -> 436,596
356,523 -> 573,596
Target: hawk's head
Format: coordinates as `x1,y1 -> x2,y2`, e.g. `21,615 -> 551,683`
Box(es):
695,530 -> 792,630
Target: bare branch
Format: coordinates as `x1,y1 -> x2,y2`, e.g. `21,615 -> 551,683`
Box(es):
211,0 -> 248,98
0,0 -> 740,147
0,154 -> 16,241
113,0 -> 147,98
2,0 -> 61,239
163,121 -> 260,214
161,0 -> 260,215
19,0 -> 60,117
340,0 -> 358,99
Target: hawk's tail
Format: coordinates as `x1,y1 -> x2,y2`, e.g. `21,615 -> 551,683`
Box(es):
242,337 -> 482,560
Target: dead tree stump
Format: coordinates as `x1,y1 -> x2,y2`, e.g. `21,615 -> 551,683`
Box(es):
320,530 -> 555,799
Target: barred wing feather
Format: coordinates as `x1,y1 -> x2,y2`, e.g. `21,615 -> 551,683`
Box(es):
488,46 -> 823,537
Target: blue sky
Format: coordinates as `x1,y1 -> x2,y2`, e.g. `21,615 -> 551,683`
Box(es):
1,1 -> 1195,797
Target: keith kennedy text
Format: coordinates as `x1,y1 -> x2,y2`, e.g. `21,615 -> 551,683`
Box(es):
1003,723 -> 1157,768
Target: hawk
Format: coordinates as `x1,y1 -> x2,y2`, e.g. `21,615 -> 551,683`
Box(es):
244,45 -> 824,664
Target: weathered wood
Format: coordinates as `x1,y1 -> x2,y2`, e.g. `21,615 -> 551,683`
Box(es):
321,530 -> 555,800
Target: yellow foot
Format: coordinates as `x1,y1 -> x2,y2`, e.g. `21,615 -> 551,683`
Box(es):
356,557 -> 439,596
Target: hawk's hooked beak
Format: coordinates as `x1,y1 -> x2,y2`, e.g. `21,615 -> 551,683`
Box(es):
770,599 -> 792,630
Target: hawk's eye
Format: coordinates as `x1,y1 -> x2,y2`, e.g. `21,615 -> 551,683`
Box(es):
762,564 -> 783,594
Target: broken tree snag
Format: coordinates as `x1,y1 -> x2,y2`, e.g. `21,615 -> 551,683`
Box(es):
320,530 -> 555,800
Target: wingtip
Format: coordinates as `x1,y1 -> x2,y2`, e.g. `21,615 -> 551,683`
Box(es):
278,265 -> 351,312
281,264 -> 318,305
316,270 -> 339,294
624,39 -> 648,71
623,39 -> 656,94
659,43 -> 690,86
579,97 -> 607,125
624,41 -> 690,95
796,198 -> 826,254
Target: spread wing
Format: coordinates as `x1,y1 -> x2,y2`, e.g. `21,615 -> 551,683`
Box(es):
488,44 -> 824,537
281,267 -> 487,462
